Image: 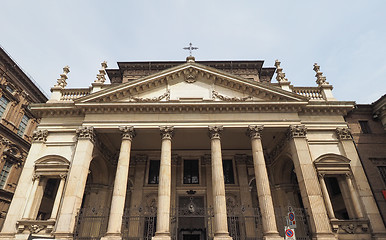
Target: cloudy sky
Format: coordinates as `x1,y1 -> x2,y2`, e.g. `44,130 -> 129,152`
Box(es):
1,1 -> 385,103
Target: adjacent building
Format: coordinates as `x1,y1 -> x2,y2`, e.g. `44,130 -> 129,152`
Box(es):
345,95 -> 386,226
0,56 -> 385,240
0,46 -> 47,229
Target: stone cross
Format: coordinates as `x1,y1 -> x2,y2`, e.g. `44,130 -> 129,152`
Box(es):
183,43 -> 198,56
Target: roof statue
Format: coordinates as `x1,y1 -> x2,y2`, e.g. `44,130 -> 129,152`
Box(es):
54,65 -> 70,88
94,61 -> 108,84
274,60 -> 288,83
313,63 -> 329,86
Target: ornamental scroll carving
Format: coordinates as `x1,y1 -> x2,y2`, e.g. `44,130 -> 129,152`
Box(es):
335,127 -> 352,140
288,125 -> 307,138
247,125 -> 263,139
32,130 -> 48,142
208,126 -> 223,140
160,126 -> 174,140
76,126 -> 95,142
212,90 -> 252,102
119,126 -> 136,141
128,90 -> 170,102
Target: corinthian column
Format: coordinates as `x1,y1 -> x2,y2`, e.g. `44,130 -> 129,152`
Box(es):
208,126 -> 232,240
246,125 -> 281,240
153,126 -> 173,240
103,126 -> 136,240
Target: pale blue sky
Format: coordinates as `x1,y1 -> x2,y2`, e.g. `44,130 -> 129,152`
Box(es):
1,1 -> 385,103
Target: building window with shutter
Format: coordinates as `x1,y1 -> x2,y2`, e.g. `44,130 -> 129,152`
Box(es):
148,160 -> 160,184
223,159 -> 235,184
183,159 -> 199,184
0,161 -> 13,189
17,114 -> 29,137
0,96 -> 10,117
359,121 -> 371,134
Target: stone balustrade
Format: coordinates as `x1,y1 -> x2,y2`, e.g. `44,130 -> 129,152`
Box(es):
60,88 -> 90,101
293,87 -> 324,100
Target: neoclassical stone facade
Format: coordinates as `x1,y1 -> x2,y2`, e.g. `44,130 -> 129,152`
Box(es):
0,57 -> 385,240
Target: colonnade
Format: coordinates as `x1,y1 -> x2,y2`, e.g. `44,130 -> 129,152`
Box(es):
15,124 -> 342,240
101,125 -> 281,240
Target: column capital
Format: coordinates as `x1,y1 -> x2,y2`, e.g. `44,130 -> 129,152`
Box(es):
160,126 -> 174,140
119,126 -> 136,141
59,173 -> 67,180
32,129 -> 48,143
318,172 -> 326,179
76,126 -> 96,143
288,125 -> 307,138
247,125 -> 263,139
335,127 -> 352,140
344,172 -> 352,179
208,125 -> 223,140
32,174 -> 41,181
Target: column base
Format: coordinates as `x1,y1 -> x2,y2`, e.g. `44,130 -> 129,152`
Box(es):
213,236 -> 233,240
53,232 -> 76,239
213,233 -> 232,240
263,234 -> 284,240
101,233 -> 122,240
152,233 -> 171,240
311,232 -> 336,240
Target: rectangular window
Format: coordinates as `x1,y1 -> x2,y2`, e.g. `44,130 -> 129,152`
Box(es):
222,160 -> 235,184
0,96 -> 10,117
0,161 -> 13,189
17,114 -> 29,137
378,166 -> 386,186
183,159 -> 199,184
148,160 -> 160,184
5,86 -> 14,93
359,120 -> 371,134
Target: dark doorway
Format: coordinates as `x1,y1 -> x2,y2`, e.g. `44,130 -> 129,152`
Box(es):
183,234 -> 200,240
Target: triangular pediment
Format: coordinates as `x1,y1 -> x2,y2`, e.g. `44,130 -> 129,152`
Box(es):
76,62 -> 308,104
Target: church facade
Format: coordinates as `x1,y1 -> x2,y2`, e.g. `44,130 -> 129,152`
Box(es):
0,56 -> 385,240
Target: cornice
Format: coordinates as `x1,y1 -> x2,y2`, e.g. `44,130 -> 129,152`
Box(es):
30,100 -> 354,118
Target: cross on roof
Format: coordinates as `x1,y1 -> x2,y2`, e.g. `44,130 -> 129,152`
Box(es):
183,43 -> 198,57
